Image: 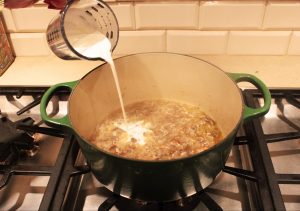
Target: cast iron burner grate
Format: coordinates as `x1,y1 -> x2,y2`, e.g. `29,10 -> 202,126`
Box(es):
96,191 -> 223,211
0,116 -> 35,163
0,87 -> 90,210
0,87 -> 299,211
224,89 -> 300,211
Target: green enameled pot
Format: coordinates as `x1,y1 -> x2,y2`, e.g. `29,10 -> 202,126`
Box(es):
40,53 -> 271,202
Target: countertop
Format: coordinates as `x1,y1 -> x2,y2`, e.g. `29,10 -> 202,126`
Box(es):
0,55 -> 300,88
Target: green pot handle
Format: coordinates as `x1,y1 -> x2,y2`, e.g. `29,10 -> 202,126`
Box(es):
40,80 -> 78,129
228,73 -> 271,121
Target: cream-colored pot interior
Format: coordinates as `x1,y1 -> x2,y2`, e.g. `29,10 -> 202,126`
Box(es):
69,53 -> 243,143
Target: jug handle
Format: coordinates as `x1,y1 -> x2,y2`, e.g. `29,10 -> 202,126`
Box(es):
40,80 -> 78,129
228,73 -> 271,122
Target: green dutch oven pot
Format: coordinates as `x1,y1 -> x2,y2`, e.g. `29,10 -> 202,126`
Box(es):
40,53 -> 271,202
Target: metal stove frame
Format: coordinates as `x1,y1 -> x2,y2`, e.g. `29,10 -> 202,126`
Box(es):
0,87 -> 299,211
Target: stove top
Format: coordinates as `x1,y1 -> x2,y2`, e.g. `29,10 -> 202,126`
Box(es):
0,87 -> 299,211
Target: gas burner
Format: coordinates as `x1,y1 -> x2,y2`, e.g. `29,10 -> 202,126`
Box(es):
98,189 -> 222,211
0,116 -> 42,190
0,116 -> 39,164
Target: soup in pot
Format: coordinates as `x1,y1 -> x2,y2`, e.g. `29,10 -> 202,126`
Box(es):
91,100 -> 223,161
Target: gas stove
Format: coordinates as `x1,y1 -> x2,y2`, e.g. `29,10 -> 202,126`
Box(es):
0,87 -> 299,210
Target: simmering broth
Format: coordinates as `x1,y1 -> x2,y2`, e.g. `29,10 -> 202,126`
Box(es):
91,100 -> 223,160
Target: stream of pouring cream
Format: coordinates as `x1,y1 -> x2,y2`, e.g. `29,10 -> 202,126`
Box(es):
78,33 -> 150,145
77,33 -> 127,122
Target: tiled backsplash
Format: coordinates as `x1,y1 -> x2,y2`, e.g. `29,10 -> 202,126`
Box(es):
2,1 -> 300,56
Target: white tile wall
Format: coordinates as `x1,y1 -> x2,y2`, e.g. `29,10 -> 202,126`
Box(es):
135,2 -> 198,29
3,0 -> 300,56
199,1 -> 265,29
288,31 -> 300,55
227,31 -> 291,55
110,3 -> 135,30
10,33 -> 51,56
2,8 -> 16,32
114,31 -> 166,55
11,7 -> 59,32
263,2 -> 300,29
167,31 -> 228,54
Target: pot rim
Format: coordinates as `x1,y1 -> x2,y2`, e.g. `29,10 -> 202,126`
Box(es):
68,52 -> 244,163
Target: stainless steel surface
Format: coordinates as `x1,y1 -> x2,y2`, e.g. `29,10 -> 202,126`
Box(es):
0,93 -> 299,210
261,98 -> 300,210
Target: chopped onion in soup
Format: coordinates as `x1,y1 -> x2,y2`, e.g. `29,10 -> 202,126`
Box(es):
91,100 -> 222,161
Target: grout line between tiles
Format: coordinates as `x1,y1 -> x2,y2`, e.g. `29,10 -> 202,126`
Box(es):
225,31 -> 231,55
132,4 -> 136,30
132,1 -> 136,30
164,30 -> 167,52
261,0 -> 268,31
195,0 -> 200,30
286,31 -> 293,55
